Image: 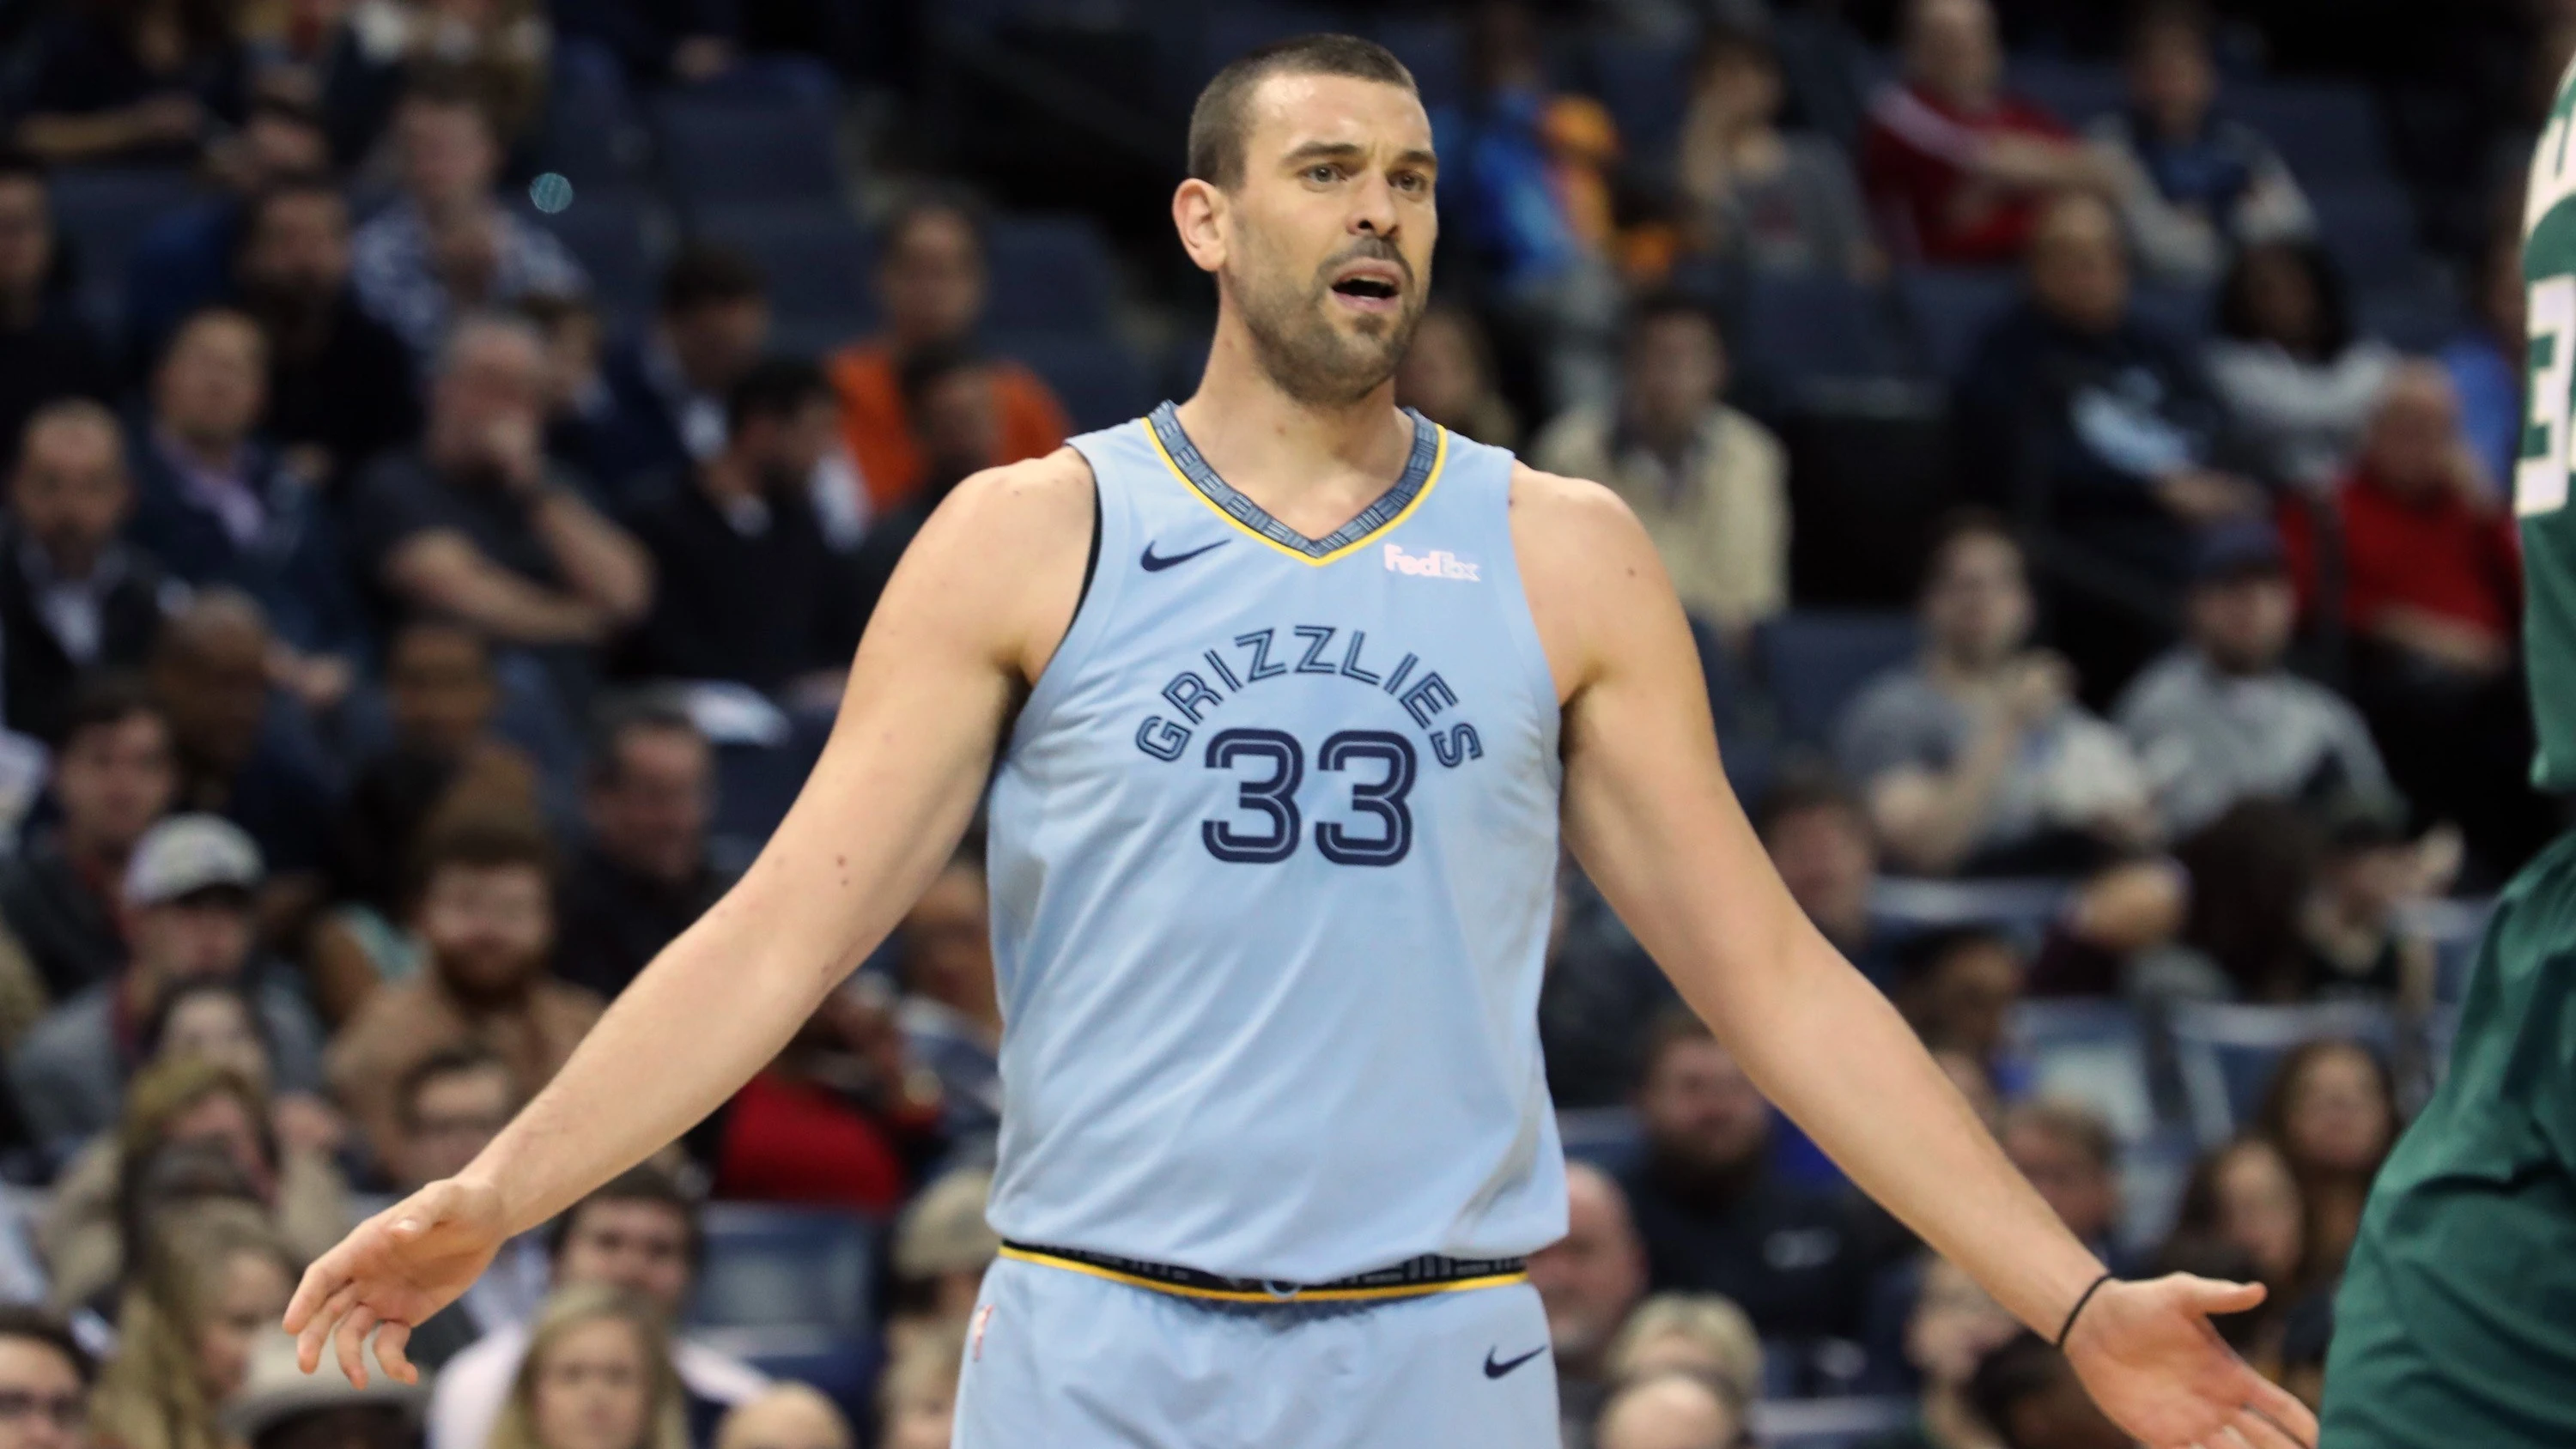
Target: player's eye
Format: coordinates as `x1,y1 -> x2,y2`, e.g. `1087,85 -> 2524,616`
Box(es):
1305,164 -> 1341,184
1393,170 -> 1429,193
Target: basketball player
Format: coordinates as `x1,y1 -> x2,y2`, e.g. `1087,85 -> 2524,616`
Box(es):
2319,58 -> 2576,1448
288,37 -> 2314,1449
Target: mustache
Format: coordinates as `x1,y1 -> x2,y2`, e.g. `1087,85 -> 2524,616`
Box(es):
1316,239 -> 1415,290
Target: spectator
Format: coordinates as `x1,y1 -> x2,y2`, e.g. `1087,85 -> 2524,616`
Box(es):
1529,294 -> 1789,646
2204,244 -> 2397,492
885,1169 -> 997,1358
9,813 -> 322,1154
428,1168 -> 767,1449
0,155 -> 112,467
1965,1334 -> 2129,1449
350,76 -> 586,363
1998,1100 -> 2123,1268
344,313 -> 652,650
1537,876 -> 1675,1110
1953,192 -> 2252,694
90,1215 -> 295,1449
580,246 -> 772,501
554,703 -> 726,1001
148,592 -> 338,936
120,94 -> 332,365
1529,1162 -> 1648,1440
872,1327 -> 960,1449
2442,221 -> 2523,500
1600,1295 -> 1764,1415
129,310 -> 361,692
222,1333 -> 427,1449
827,193 -> 1071,518
1675,25 -> 1880,280
895,852 -> 1000,1155
2281,361 -> 2548,882
313,619 -> 540,1019
8,0 -> 246,167
0,1307 -> 92,1449
2115,523 -> 2390,840
482,1286 -> 687,1449
324,810 -> 604,1167
39,1055 -> 349,1319
1435,0 -> 1627,411
1892,927 -> 2026,1096
2088,2 -> 2315,286
0,401 -> 176,744
2256,1040 -> 2397,1284
849,343 -> 1001,629
1860,0 -> 2109,265
1392,305 -> 1520,448
0,679 -> 175,998
1756,770 -> 1897,986
708,974 -> 943,1213
619,358 -> 864,696
1857,1255 -> 2020,1449
1836,512 -> 2157,878
1617,1016 -> 1873,1344
713,1386 -> 849,1449
384,1049 -> 540,1372
2296,794 -> 2439,1009
337,3 -> 551,149
2169,1137 -> 2306,1304
234,177 -> 423,492
1592,1371 -> 1748,1449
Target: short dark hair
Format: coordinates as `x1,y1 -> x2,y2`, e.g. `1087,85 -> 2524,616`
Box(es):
0,1305 -> 94,1385
659,243 -> 766,316
398,64 -> 496,129
139,979 -> 271,1068
244,91 -> 325,136
1751,763 -> 1866,840
0,147 -> 47,191
549,1164 -> 703,1267
1187,33 -> 1418,189
1894,925 -> 2019,989
56,674 -> 168,754
896,339 -> 986,415
239,173 -> 343,252
725,355 -> 830,437
1638,1009 -> 1719,1083
1921,506 -> 2019,592
878,187 -> 987,263
1967,1333 -> 2075,1449
2215,240 -> 2354,359
2001,1099 -> 2116,1173
409,809 -> 557,899
2128,0 -> 2215,52
1692,21 -> 1778,78
586,694 -> 705,792
1625,288 -> 1722,343
515,289 -> 596,336
394,1043 -> 515,1130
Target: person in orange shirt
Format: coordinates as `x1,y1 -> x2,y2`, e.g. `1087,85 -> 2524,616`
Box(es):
827,194 -> 1071,518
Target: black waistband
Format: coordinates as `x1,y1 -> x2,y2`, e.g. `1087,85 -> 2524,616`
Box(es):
998,1240 -> 1530,1301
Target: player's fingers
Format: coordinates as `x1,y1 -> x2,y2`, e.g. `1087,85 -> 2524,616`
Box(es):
2243,1371 -> 2320,1446
372,1319 -> 418,1386
333,1305 -> 380,1390
294,1282 -> 359,1373
2184,1275 -> 2268,1315
283,1252 -> 352,1337
2233,1407 -> 2312,1449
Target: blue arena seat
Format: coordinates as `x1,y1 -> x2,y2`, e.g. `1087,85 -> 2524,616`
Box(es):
1558,1106 -> 1643,1178
1586,33 -> 1693,163
2228,81 -> 2389,185
1753,610 -> 1920,746
2356,281 -> 2468,352
1733,272 -> 1912,400
2309,179 -> 2428,292
989,331 -> 1153,432
690,1203 -> 881,1334
709,718 -> 832,860
2130,281 -> 2215,344
983,215 -> 1120,335
1896,267 -> 2020,378
51,168 -> 200,328
2008,997 -> 2159,1142
1750,1397 -> 1917,1449
690,203 -> 877,348
2011,58 -> 2124,128
2168,1000 -> 2397,1145
654,97 -> 843,210
2410,895 -> 2495,1005
1871,877 -> 2073,940
515,185 -> 660,325
691,1327 -> 881,1428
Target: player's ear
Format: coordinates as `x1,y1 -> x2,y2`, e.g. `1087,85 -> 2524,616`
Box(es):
1172,178 -> 1229,276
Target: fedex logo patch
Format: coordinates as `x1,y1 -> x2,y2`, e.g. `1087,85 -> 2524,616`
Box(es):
1383,543 -> 1480,581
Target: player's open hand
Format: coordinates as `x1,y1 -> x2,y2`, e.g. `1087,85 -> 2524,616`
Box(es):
2064,1275 -> 2318,1449
282,1176 -> 508,1388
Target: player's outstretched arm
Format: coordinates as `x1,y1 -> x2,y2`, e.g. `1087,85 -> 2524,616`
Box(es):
284,450 -> 1098,1387
1516,465 -> 2316,1449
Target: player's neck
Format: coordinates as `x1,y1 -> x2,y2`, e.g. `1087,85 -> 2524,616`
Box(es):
1174,333 -> 1415,525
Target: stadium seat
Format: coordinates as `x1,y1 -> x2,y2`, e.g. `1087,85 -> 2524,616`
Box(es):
1731,272 -> 1913,402
1749,1397 -> 1918,1449
2116,1123 -> 2205,1252
51,168 -> 200,328
654,96 -> 844,211
538,39 -> 647,186
2011,58 -> 2124,128
1896,267 -> 2020,379
2229,80 -> 2389,185
1777,400 -> 1953,608
1871,877 -> 2073,940
983,215 -> 1120,335
2411,896 -> 2494,1005
691,1327 -> 880,1428
515,185 -> 661,326
2168,1000 -> 2397,1145
710,718 -> 832,863
691,1203 -> 882,1334
690,203 -> 878,348
1557,1106 -> 1642,1178
1752,610 -> 1920,746
2007,997 -> 2159,1141
2130,280 -> 2215,344
988,331 -> 1154,432
2309,179 -> 2429,292
1586,33 -> 1693,164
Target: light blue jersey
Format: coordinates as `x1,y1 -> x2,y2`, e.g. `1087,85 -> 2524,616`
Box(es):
983,401 -> 1568,1286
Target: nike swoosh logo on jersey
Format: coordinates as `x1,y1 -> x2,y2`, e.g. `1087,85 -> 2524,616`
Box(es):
1483,1345 -> 1546,1379
1141,539 -> 1229,572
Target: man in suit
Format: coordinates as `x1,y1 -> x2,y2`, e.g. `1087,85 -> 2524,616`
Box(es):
0,400 -> 173,743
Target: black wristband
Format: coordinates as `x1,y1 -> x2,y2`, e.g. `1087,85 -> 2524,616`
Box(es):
2055,1270 -> 2116,1349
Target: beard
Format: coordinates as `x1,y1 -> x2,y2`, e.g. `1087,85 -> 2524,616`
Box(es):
1230,237 -> 1426,406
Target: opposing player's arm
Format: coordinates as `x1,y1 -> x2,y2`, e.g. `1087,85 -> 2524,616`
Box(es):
287,449 -> 1098,1382
1519,466 -> 2314,1449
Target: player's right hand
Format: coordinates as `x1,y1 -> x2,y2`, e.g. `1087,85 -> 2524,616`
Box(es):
283,1175 -> 509,1388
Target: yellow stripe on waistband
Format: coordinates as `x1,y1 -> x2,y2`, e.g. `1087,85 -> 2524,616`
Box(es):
996,1246 -> 1529,1304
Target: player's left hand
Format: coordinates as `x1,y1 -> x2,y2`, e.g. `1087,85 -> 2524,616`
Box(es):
2063,1275 -> 2318,1449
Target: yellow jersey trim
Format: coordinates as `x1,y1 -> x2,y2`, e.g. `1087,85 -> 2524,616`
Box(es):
1142,415 -> 1450,568
996,1246 -> 1528,1304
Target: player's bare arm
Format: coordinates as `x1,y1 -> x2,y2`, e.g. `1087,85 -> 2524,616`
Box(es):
1511,462 -> 2317,1449
282,447 -> 1097,1385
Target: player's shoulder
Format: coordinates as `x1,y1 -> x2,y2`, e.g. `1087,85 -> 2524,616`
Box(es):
932,446 -> 1097,532
1506,461 -> 1662,579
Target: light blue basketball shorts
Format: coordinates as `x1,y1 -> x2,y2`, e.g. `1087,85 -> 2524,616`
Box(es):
952,1252 -> 1561,1448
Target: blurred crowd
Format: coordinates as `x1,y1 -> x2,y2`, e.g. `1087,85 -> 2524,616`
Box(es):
0,0 -> 2540,1446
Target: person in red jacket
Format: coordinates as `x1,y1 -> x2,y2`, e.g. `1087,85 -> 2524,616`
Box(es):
1862,0 -> 2117,265
710,974 -> 945,1214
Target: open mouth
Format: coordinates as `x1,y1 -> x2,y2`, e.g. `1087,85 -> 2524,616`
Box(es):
1332,276 -> 1399,300
1327,267 -> 1405,315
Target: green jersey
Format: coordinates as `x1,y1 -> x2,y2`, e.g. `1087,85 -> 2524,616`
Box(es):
2516,60 -> 2576,791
